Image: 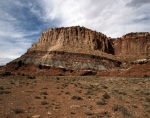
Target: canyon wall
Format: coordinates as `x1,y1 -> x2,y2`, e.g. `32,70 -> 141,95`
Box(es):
5,26 -> 150,76
113,32 -> 150,61
29,27 -> 150,62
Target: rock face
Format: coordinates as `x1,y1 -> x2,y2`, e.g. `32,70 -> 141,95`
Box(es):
113,32 -> 150,62
5,26 -> 150,76
29,26 -> 114,54
12,51 -> 120,70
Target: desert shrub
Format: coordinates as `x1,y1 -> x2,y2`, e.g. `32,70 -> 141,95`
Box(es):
118,91 -> 127,95
71,95 -> 82,100
132,104 -> 138,108
146,108 -> 150,113
84,111 -> 94,116
41,101 -> 48,105
103,93 -> 110,99
96,99 -> 106,105
70,111 -> 75,114
10,82 -> 15,84
56,86 -> 60,89
34,96 -> 41,99
84,90 -> 95,95
144,74 -> 149,77
55,105 -> 60,109
2,72 -> 12,76
12,108 -> 24,114
40,91 -> 48,95
112,104 -> 130,116
65,91 -> 70,95
62,83 -> 68,88
146,98 -> 150,102
28,76 -> 36,79
76,89 -> 82,93
39,64 -> 42,69
0,86 -> 4,90
102,85 -> 108,89
18,60 -> 23,67
95,113 -> 104,118
0,90 -> 11,94
88,84 -> 94,90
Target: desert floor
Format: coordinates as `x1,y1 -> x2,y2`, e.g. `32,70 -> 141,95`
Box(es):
0,74 -> 150,118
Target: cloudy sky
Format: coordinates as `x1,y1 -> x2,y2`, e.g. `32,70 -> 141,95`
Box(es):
0,0 -> 150,65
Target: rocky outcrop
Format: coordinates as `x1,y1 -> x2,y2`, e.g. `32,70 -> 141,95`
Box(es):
113,32 -> 150,62
29,26 -> 114,54
5,26 -> 150,76
6,51 -> 121,75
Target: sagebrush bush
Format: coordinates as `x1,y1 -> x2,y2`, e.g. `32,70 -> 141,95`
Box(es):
112,104 -> 130,116
103,93 -> 110,99
40,91 -> 48,95
41,101 -> 48,105
12,108 -> 24,114
71,95 -> 82,100
96,99 -> 106,105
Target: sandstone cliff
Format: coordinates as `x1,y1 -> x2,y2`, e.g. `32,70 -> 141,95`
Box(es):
29,26 -> 114,55
113,32 -> 150,63
5,26 -> 150,76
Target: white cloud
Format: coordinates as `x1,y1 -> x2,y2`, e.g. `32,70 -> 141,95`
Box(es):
126,0 -> 150,7
39,0 -> 150,37
0,1 -> 42,65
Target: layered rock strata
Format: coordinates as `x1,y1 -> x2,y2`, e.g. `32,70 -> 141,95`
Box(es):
10,51 -> 120,71
29,26 -> 114,54
5,26 -> 150,76
113,32 -> 150,62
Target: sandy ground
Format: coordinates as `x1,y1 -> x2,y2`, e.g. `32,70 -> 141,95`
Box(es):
0,75 -> 150,118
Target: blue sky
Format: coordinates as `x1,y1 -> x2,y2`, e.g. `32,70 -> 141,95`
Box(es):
0,0 -> 150,65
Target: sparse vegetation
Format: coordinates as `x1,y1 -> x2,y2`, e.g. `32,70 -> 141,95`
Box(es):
0,76 -> 150,118
0,90 -> 11,94
65,91 -> 70,94
146,98 -> 150,102
62,83 -> 68,88
43,96 -> 47,99
84,111 -> 94,116
112,104 -> 131,116
144,74 -> 149,77
103,93 -> 110,99
34,96 -> 41,99
96,99 -> 106,105
40,91 -> 48,95
12,108 -> 24,114
102,85 -> 108,89
28,76 -> 36,79
41,101 -> 48,105
118,91 -> 127,95
39,64 -> 42,69
71,95 -> 82,100
0,86 -> 4,90
76,89 -> 82,93
2,72 -> 12,76
18,60 -> 23,67
85,90 -> 95,95
70,111 -> 75,114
